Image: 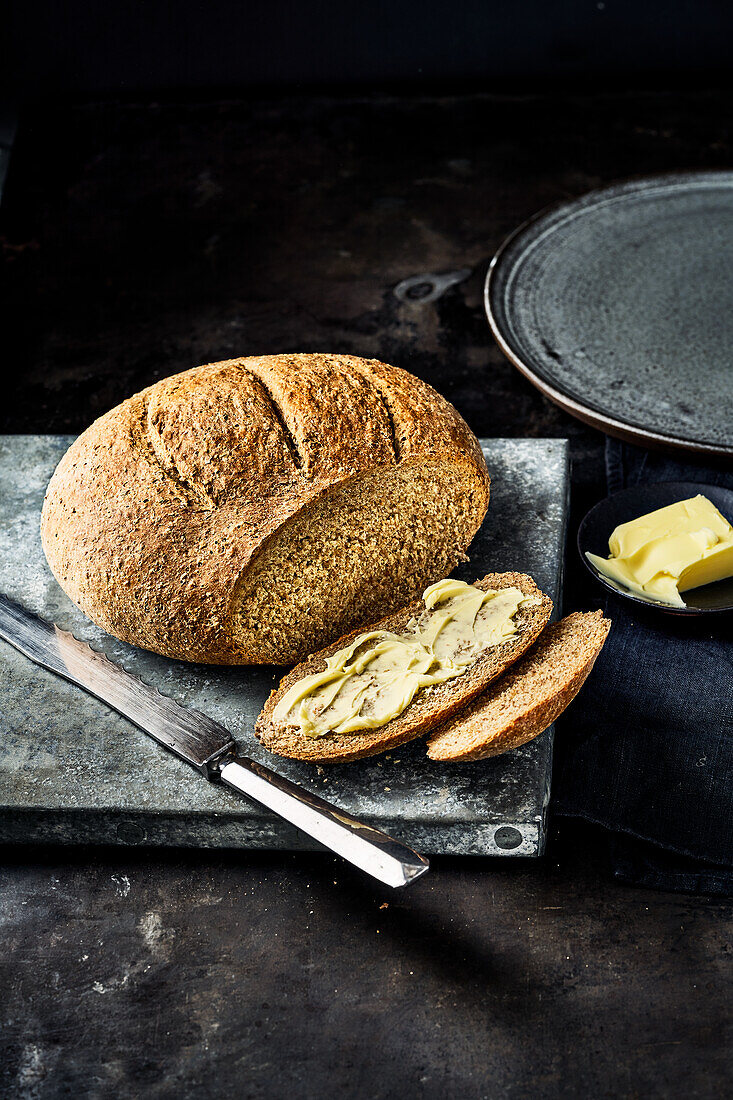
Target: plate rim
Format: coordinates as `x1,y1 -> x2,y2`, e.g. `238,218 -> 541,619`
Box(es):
577,478 -> 733,616
485,168 -> 733,458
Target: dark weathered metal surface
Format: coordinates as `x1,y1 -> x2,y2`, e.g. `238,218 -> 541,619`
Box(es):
0,435 -> 567,855
1,832 -> 731,1099
1,90 -> 732,1100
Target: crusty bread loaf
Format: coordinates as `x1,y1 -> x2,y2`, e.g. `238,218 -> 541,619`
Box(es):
425,611 -> 611,762
41,354 -> 490,664
255,573 -> 552,762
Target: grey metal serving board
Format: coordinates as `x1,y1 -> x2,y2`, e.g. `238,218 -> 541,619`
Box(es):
0,436 -> 568,856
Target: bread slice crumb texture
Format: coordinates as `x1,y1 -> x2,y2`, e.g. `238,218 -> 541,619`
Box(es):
425,611 -> 611,762
233,460 -> 487,665
255,572 -> 552,763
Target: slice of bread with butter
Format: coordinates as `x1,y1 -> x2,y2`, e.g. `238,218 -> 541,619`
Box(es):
255,573 -> 553,762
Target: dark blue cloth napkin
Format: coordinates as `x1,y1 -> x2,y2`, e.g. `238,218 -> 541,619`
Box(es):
553,439 -> 733,896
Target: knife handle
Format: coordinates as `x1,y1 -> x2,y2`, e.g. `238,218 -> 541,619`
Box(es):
0,594 -> 429,889
217,755 -> 429,889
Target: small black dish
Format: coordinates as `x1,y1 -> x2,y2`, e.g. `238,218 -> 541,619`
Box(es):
578,480 -> 733,616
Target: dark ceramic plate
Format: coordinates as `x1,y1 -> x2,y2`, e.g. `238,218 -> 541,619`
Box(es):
578,481 -> 733,616
486,171 -> 733,457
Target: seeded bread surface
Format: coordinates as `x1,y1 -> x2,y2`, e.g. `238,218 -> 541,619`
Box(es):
426,611 -> 611,762
255,572 -> 552,762
41,353 -> 490,664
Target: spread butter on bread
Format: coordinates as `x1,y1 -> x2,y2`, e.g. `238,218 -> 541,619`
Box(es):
255,572 -> 552,762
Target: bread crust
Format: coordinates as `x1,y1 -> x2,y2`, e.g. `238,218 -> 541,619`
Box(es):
40,354 -> 490,664
255,573 -> 552,762
425,611 -> 611,761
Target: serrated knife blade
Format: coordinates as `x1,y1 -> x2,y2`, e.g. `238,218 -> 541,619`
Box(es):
0,594 -> 429,888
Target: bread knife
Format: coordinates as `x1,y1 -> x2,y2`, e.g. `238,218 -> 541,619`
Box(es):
0,594 -> 429,888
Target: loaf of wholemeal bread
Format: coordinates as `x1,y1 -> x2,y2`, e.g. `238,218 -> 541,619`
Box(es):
41,354 -> 491,664
426,611 -> 611,761
255,573 -> 552,762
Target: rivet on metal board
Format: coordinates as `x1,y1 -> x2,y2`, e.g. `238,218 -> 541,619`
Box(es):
116,822 -> 146,844
394,268 -> 472,304
494,826 -> 523,850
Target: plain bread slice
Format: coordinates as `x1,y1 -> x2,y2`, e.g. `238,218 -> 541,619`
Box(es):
425,610 -> 611,762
